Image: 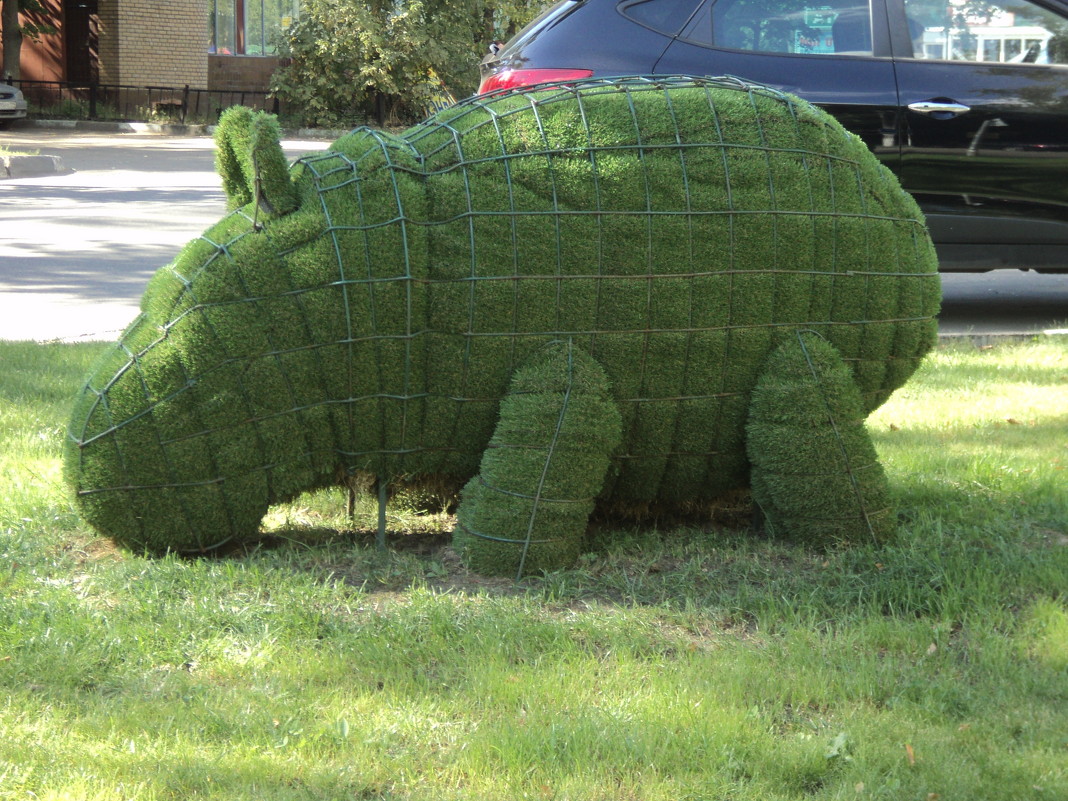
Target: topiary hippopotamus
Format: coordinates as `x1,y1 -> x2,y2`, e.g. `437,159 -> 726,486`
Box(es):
65,76 -> 941,576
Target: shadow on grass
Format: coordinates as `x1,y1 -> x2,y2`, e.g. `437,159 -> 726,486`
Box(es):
220,481 -> 1064,633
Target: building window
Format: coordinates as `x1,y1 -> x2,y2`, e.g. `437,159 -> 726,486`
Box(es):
210,0 -> 298,55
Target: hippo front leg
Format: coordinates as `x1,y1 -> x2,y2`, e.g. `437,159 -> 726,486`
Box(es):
454,341 -> 623,578
745,330 -> 894,544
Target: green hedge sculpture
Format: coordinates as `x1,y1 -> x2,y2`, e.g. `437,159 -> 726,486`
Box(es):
65,76 -> 941,576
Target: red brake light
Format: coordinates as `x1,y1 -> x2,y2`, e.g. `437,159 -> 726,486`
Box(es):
477,68 -> 595,95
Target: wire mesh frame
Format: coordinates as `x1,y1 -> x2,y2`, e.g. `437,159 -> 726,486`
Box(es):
68,75 -> 939,547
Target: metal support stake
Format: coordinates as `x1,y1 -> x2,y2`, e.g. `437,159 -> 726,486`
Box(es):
376,477 -> 388,551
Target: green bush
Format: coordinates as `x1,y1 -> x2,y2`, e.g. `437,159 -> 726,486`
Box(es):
66,77 -> 940,572
269,0 -> 542,127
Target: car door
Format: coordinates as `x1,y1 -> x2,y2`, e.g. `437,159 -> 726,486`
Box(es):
890,0 -> 1068,268
652,0 -> 902,167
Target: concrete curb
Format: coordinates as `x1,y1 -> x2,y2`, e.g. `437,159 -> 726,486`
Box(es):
1,153 -> 67,178
20,118 -> 209,136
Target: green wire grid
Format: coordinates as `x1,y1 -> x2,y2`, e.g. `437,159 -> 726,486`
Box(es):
66,75 -> 940,560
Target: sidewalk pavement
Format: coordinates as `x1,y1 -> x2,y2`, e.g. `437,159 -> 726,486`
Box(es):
0,119 -> 344,342
2,120 -> 192,178
0,296 -> 140,343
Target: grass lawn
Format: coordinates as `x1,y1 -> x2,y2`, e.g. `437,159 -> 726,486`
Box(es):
0,338 -> 1065,801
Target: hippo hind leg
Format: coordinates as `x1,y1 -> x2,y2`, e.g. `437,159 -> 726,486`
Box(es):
454,340 -> 623,578
745,330 -> 894,544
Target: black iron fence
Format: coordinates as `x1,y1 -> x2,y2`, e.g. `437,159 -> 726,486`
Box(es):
14,80 -> 279,125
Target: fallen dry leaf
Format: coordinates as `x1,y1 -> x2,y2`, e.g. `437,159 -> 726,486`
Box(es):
905,743 -> 916,765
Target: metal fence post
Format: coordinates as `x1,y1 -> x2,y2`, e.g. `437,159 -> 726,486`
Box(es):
375,91 -> 386,127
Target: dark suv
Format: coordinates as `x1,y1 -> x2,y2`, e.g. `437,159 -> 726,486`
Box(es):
479,0 -> 1068,272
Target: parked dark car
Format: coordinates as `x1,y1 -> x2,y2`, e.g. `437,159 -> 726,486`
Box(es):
479,0 -> 1068,272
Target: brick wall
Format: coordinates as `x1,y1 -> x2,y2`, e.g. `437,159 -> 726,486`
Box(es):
97,1 -> 119,84
98,0 -> 209,87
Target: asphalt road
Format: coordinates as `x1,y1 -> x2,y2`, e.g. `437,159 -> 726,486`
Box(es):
1,130 -> 329,341
2,130 -> 1067,342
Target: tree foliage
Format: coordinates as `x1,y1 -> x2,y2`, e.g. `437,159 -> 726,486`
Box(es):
269,0 -> 543,127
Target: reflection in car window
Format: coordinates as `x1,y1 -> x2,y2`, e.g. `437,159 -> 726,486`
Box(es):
619,0 -> 705,35
902,0 -> 1068,63
680,0 -> 874,55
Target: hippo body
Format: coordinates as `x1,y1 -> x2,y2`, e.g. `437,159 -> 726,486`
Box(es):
66,76 -> 940,575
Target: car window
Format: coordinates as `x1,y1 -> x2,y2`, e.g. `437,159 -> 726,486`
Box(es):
619,0 -> 705,35
680,0 -> 874,55
901,0 -> 1068,63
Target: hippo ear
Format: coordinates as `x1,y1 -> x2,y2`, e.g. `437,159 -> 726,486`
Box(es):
214,106 -> 299,218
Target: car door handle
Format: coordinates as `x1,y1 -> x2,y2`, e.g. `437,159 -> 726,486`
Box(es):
907,100 -> 971,117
